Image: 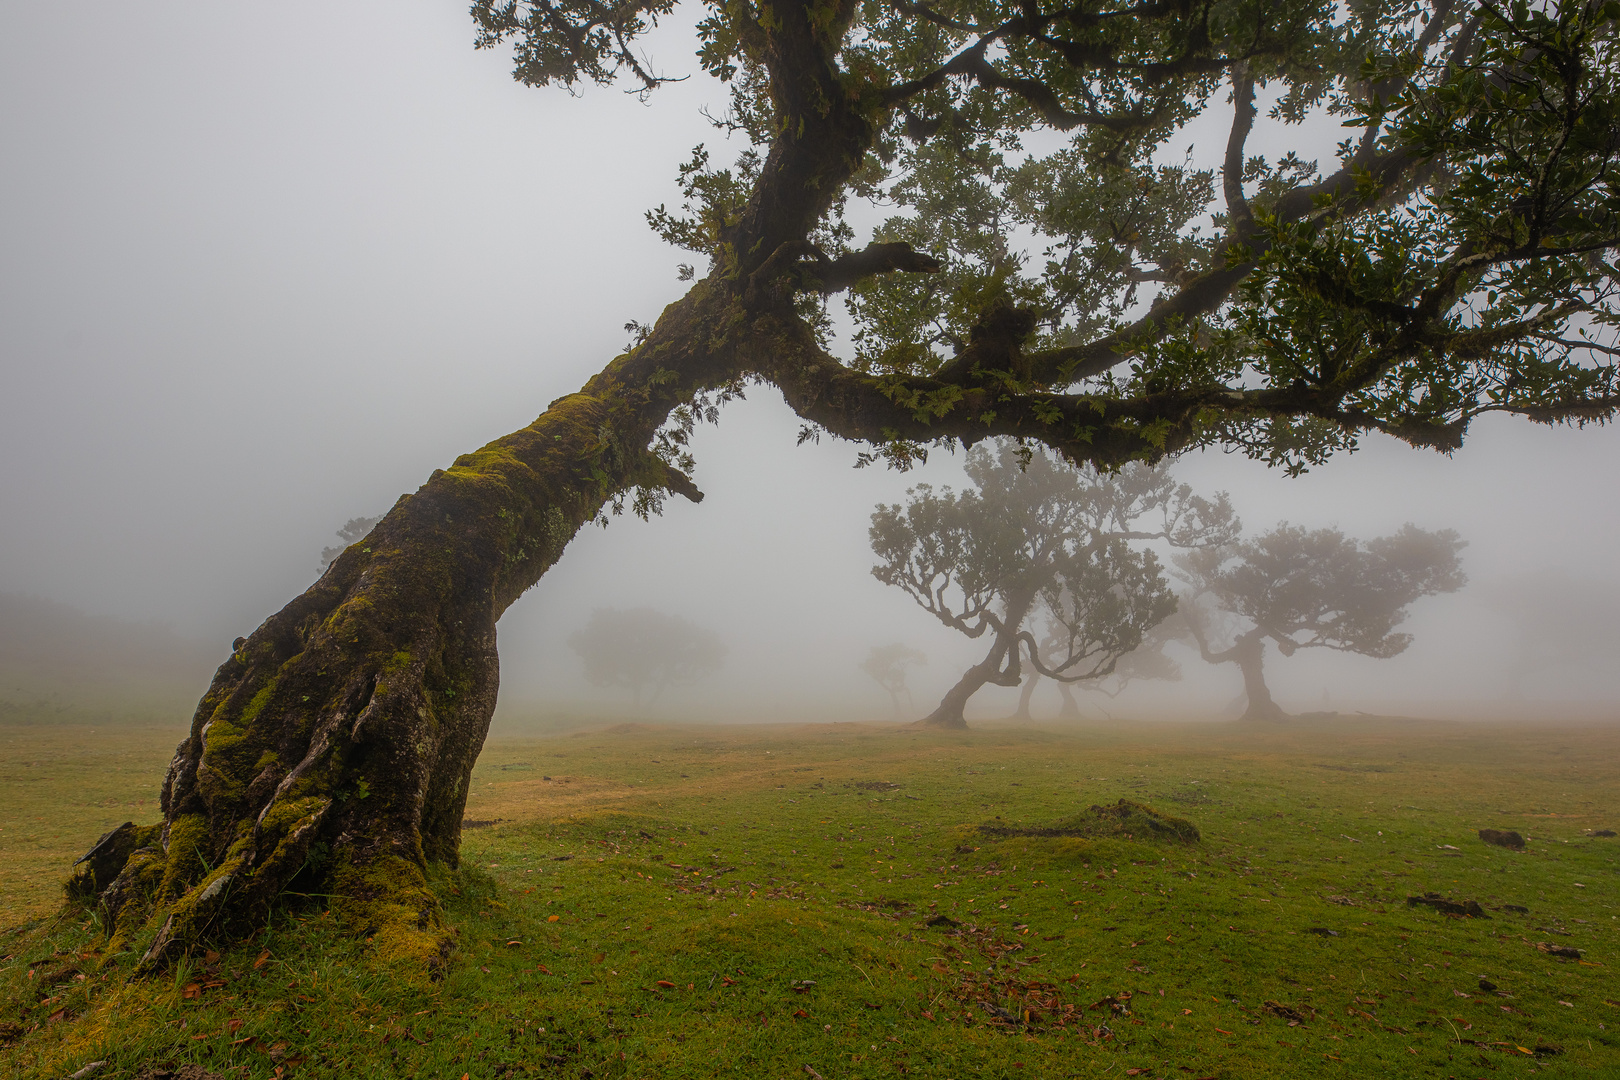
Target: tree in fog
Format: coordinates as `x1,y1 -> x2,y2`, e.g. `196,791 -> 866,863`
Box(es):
1015,616 -> 1182,720
78,0 -> 1620,968
871,441 -> 1233,727
319,516 -> 381,569
860,644 -> 927,717
568,608 -> 725,707
1175,525 -> 1466,721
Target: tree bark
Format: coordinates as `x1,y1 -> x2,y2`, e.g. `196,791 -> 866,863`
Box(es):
1057,681 -> 1083,719
1231,630 -> 1288,722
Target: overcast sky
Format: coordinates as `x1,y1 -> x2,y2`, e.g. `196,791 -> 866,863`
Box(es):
3,1 -> 1618,723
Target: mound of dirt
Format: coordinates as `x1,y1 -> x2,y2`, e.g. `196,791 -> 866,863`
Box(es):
1407,892 -> 1489,918
978,799 -> 1200,845
1478,828 -> 1525,849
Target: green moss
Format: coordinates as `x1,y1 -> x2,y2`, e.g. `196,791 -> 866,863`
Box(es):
102,850 -> 165,956
196,716 -> 256,805
256,795 -> 330,847
135,849 -> 251,975
330,851 -> 454,981
238,682 -> 276,724
155,814 -> 211,903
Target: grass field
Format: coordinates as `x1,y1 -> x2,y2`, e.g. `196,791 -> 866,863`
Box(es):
2,712 -> 1618,1079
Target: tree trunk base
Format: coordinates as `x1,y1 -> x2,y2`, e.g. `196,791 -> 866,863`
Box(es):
912,711 -> 969,730
64,819 -> 457,979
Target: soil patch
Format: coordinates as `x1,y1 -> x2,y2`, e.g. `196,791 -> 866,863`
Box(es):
1406,892 -> 1489,918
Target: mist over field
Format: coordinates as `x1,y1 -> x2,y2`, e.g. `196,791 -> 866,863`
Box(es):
2,0 -> 1619,729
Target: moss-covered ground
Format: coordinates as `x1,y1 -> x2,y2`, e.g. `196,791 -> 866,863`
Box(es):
2,712 -> 1618,1078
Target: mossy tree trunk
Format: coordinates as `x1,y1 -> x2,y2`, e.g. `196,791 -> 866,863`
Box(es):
68,300 -> 745,973
66,0 -> 900,968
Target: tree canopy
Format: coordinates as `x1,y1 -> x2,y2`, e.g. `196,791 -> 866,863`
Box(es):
870,440 -> 1233,724
1175,522 -> 1467,718
479,0 -> 1620,477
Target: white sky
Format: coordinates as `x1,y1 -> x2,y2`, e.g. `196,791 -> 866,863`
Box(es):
2,1 -> 1617,723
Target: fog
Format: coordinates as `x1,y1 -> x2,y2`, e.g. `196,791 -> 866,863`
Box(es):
3,1 -> 1618,727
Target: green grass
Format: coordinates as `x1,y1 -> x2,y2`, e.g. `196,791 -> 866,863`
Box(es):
0,704 -> 182,918
2,715 -> 1618,1078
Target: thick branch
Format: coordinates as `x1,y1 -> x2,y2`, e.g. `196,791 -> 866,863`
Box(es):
1223,65 -> 1257,227
885,39 -> 1164,133
797,241 -> 943,293
1025,144 -> 1424,385
1015,630 -> 1119,682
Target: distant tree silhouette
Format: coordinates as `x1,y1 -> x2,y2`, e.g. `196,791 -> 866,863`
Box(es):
320,516 -> 382,569
1175,525 -> 1466,721
567,607 -> 724,707
860,644 -> 927,717
871,440 -> 1234,728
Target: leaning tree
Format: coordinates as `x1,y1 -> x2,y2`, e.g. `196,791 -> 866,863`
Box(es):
67,0 -> 1620,971
870,440 -> 1234,725
568,607 -> 726,706
1175,523 -> 1467,720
